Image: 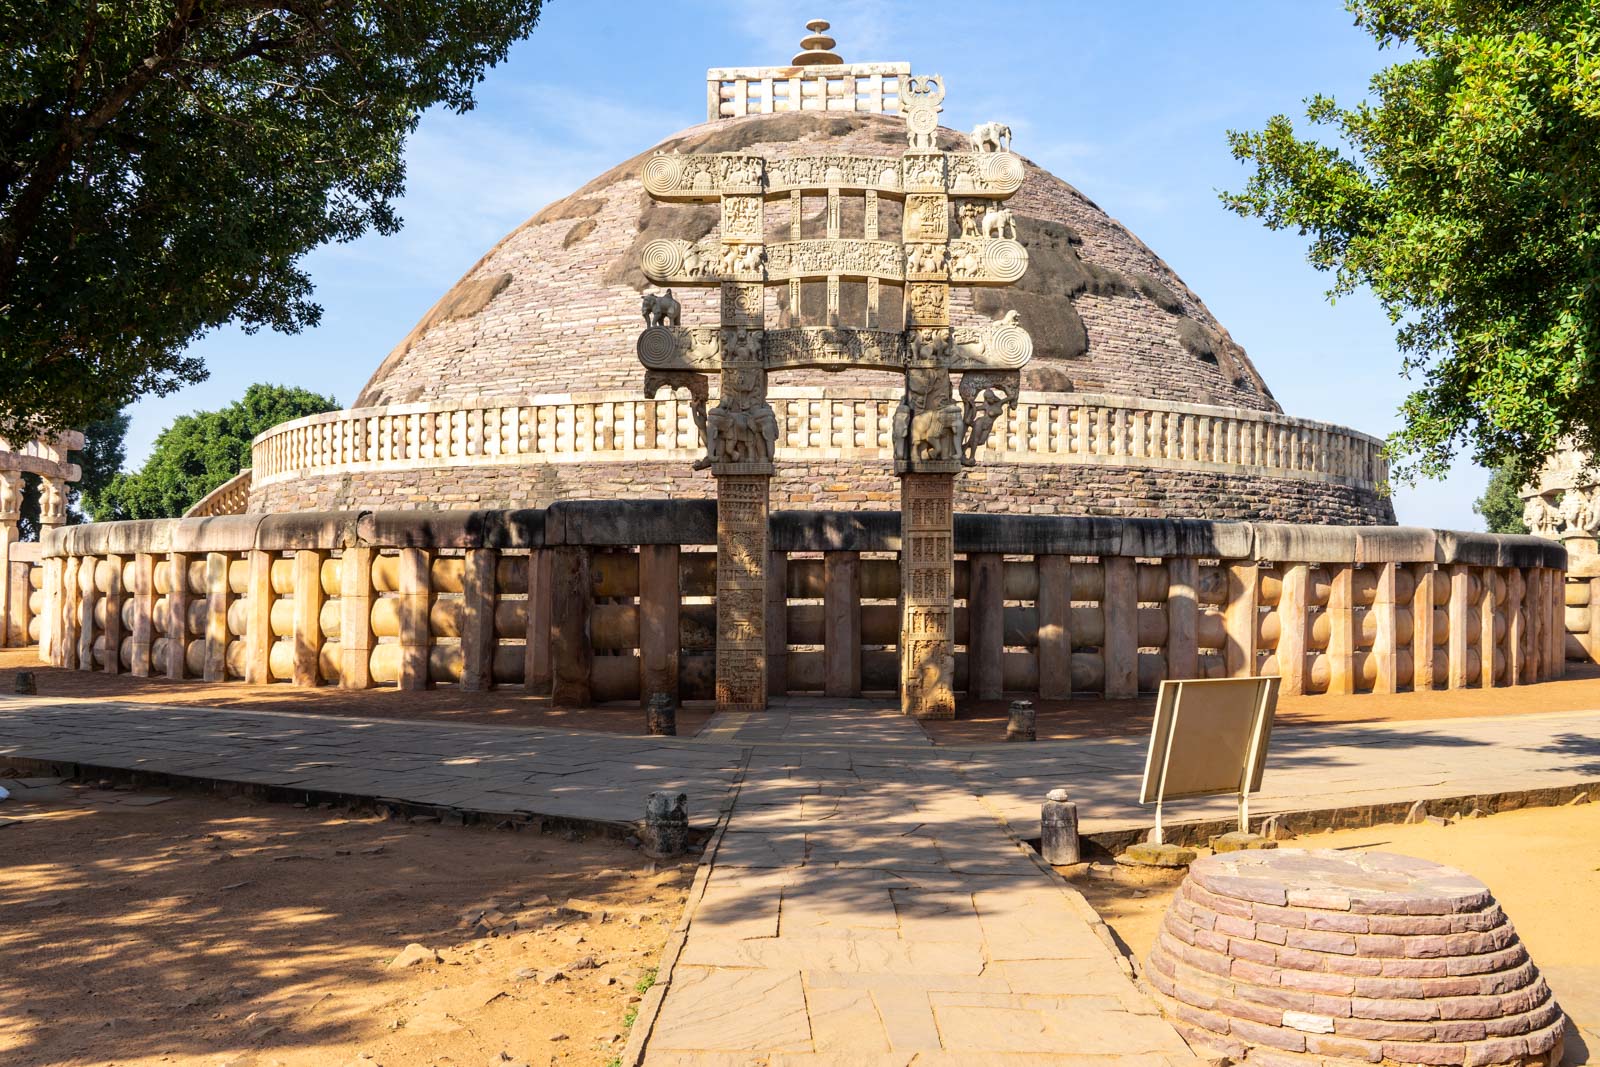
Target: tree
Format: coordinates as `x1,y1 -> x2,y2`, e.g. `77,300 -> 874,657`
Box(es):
91,383 -> 337,520
16,411 -> 128,540
1474,462 -> 1530,534
0,1 -> 544,444
1223,1 -> 1600,487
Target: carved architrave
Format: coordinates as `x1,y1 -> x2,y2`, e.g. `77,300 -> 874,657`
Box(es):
765,154 -> 902,194
946,237 -> 1028,284
765,239 -> 905,282
763,327 -> 905,371
643,151 -> 764,200
946,151 -> 1026,196
637,325 -> 723,371
641,238 -> 724,284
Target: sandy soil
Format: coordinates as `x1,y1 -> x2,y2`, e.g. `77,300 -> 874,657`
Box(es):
0,772 -> 692,1067
927,663 -> 1600,744
1067,804 -> 1600,1066
0,649 -> 714,738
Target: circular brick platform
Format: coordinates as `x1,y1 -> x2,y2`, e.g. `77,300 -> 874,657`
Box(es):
1145,849 -> 1565,1067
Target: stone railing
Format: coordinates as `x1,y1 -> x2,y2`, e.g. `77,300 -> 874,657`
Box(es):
31,506 -> 1563,703
252,391 -> 1389,491
183,469 -> 253,518
2,540 -> 41,649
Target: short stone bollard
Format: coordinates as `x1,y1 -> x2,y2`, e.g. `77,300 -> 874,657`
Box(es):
646,692 -> 677,737
13,671 -> 36,695
1005,699 -> 1036,742
642,791 -> 688,858
1040,787 -> 1080,865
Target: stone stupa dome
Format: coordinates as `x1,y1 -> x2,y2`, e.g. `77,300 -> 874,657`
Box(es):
240,34 -> 1391,525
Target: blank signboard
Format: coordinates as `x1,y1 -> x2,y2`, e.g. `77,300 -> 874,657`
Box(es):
1140,676 -> 1280,806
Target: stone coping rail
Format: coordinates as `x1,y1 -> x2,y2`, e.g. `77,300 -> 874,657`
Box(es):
249,389 -> 1390,491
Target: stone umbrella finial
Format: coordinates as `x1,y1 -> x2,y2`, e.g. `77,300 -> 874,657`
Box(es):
792,19 -> 843,65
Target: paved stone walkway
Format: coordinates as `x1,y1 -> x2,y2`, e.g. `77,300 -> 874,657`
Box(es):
639,715 -> 1197,1065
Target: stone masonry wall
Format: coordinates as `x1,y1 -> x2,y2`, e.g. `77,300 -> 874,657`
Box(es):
251,460 -> 1394,526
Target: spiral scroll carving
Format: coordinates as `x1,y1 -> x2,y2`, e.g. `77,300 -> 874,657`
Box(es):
984,322 -> 1033,368
642,154 -> 682,196
981,152 -> 1025,192
982,240 -> 1028,283
637,325 -> 682,368
640,239 -> 685,281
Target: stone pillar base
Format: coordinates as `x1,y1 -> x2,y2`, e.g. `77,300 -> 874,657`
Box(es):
899,472 -> 955,719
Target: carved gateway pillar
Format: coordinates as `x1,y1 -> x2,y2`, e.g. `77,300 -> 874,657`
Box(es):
636,60 -> 1031,715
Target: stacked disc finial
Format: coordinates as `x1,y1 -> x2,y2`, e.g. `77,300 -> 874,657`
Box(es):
791,18 -> 843,65
1146,850 -> 1564,1067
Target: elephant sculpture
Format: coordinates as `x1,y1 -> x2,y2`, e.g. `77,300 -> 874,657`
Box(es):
981,208 -> 1017,240
641,289 -> 680,327
970,121 -> 1012,154
911,404 -> 962,462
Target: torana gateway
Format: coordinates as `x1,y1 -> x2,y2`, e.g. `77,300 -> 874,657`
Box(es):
11,27 -> 1569,714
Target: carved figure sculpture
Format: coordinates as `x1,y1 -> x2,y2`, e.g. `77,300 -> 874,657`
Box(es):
1526,494 -> 1559,538
981,207 -> 1017,240
642,289 -> 681,327
971,122 -> 1012,154
957,201 -> 982,238
697,366 -> 778,469
959,372 -> 1019,465
892,395 -> 911,463
905,368 -> 962,462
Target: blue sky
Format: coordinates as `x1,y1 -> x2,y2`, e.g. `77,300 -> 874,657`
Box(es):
140,1 -> 1489,530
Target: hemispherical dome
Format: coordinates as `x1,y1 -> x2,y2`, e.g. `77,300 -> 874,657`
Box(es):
355,112 -> 1276,413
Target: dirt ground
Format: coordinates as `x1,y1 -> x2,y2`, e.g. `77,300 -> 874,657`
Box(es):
1067,803 -> 1600,1066
927,663 -> 1600,743
0,773 -> 692,1067
0,649 -> 714,738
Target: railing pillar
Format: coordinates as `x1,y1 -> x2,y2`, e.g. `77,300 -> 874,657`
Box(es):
398,547 -> 433,692
102,554 -> 125,675
640,544 -> 680,704
1589,575 -> 1600,670
766,549 -> 788,697
1276,563 -> 1309,695
1479,568 -> 1499,688
77,555 -> 97,672
550,546 -> 592,706
1447,565 -> 1470,689
524,548 -> 552,694
245,550 -> 274,684
1103,555 -> 1138,698
1038,555 -> 1073,699
1224,563 -> 1259,678
968,552 -> 1004,700
823,550 -> 861,697
1371,562 -> 1398,694
1412,564 -> 1437,691
130,553 -> 155,677
1549,569 -> 1565,680
460,548 -> 496,691
166,552 -> 190,679
204,552 -> 230,681
60,556 -> 80,669
5,558 -> 27,648
1326,564 -> 1356,695
1505,568 -> 1525,685
292,549 -> 326,687
339,547 -> 375,689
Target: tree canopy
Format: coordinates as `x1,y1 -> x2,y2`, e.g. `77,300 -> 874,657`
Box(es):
0,1 -> 543,444
89,383 -> 337,520
1223,0 -> 1600,486
1474,461 -> 1531,534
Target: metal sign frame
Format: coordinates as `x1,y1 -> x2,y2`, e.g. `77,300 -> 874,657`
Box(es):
1139,676 -> 1280,844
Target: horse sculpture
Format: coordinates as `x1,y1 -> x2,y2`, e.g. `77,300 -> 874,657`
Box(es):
970,121 -> 1012,154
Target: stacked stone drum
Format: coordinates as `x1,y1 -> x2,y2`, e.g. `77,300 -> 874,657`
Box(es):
1146,850 -> 1564,1067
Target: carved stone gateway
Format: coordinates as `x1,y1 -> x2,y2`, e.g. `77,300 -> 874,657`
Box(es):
635,36 -> 1033,715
